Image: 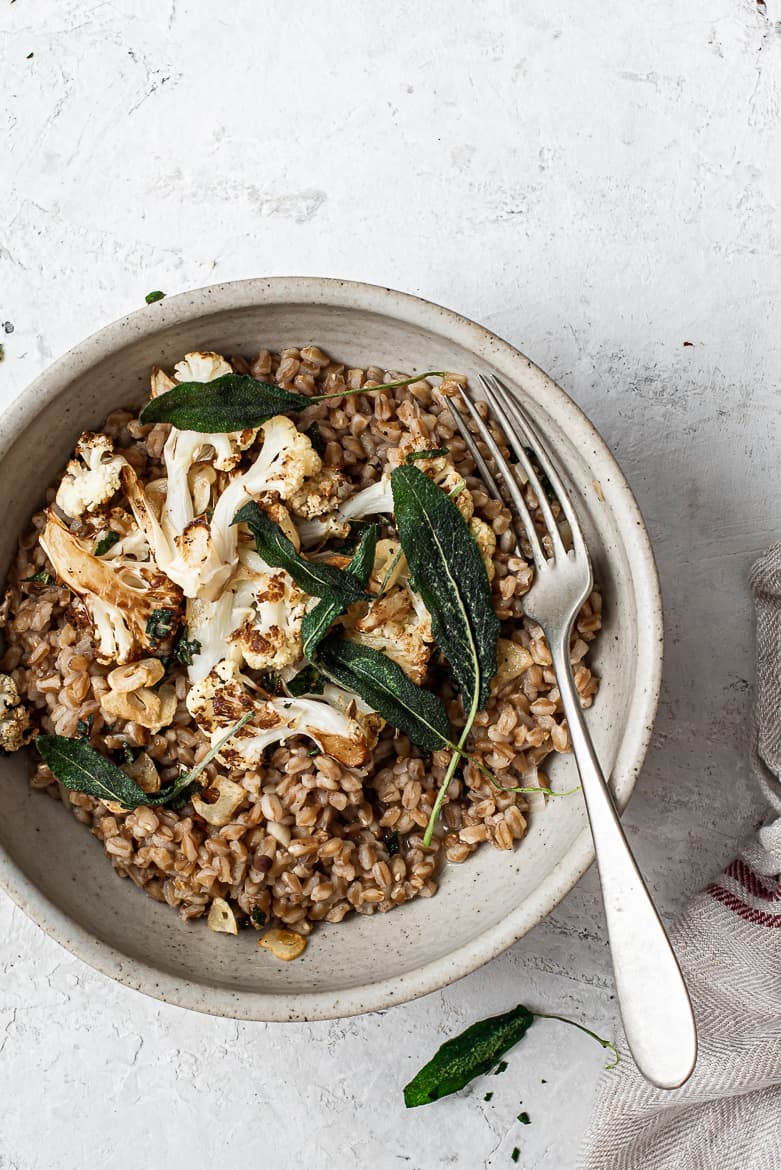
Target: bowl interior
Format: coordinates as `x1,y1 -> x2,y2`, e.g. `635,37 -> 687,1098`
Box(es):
0,284 -> 659,1019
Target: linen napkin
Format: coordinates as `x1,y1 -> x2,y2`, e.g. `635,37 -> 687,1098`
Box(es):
578,543 -> 781,1170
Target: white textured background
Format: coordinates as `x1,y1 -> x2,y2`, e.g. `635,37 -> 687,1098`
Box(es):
2,2 -> 780,1166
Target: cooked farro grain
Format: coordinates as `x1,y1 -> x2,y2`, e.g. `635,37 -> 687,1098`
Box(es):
0,346 -> 601,953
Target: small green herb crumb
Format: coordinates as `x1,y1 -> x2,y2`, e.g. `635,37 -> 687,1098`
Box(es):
174,629 -> 201,666
145,607 -> 175,644
517,1112 -> 530,1125
286,663 -> 324,697
511,1149 -> 520,1164
307,746 -> 320,757
94,530 -> 120,557
483,1092 -> 493,1102
76,714 -> 95,739
306,421 -> 325,456
405,447 -> 449,463
145,290 -> 166,304
21,570 -> 54,585
259,670 -> 283,696
383,829 -> 400,857
251,907 -> 267,927
26,52 -> 34,59
494,1061 -> 509,1075
0,344 -> 4,362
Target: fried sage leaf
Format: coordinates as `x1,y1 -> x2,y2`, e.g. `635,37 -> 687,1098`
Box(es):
139,373 -> 312,431
316,635 -> 451,753
404,1005 -> 535,1108
301,524 -> 378,659
391,464 -> 499,710
37,735 -> 192,809
403,1006 -> 619,1108
234,501 -> 370,606
36,713 -> 252,810
139,371 -> 448,433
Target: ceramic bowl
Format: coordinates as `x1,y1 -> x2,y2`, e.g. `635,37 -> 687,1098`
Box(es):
0,278 -> 662,1020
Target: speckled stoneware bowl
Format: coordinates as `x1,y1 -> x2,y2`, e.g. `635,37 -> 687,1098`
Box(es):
0,278 -> 662,1021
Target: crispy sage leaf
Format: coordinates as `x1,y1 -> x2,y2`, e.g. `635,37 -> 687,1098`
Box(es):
36,735 -> 191,809
301,524 -> 378,659
403,1006 -> 620,1108
234,501 -> 369,606
316,635 -> 451,753
391,464 -> 499,710
139,373 -> 312,431
285,663 -> 325,697
36,713 -> 252,810
404,1006 -> 535,1108
139,371 -> 448,433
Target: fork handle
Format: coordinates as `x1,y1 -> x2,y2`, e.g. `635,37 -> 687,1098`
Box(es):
548,627 -> 697,1089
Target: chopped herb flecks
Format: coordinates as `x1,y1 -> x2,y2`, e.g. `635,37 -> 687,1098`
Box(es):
405,447 -> 449,463
145,290 -> 166,304
94,531 -> 120,557
145,607 -> 176,644
383,829 -> 400,856
483,1092 -> 493,1102
511,1149 -> 520,1163
494,1060 -> 509,1075
518,1112 -> 530,1125
76,715 -> 95,739
174,629 -> 201,666
251,907 -> 267,927
21,570 -> 54,585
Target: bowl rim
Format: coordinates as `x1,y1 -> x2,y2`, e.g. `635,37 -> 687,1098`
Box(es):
0,276 -> 663,1021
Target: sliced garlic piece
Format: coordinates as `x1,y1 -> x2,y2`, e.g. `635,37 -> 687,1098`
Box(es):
191,776 -> 246,826
207,897 -> 238,935
258,928 -> 307,961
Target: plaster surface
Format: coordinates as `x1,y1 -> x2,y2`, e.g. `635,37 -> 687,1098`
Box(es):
1,2 -> 779,1166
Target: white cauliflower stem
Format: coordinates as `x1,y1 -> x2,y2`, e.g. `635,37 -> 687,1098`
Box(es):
186,659 -> 373,767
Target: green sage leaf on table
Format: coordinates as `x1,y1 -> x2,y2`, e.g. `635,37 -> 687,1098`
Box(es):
234,501 -> 370,606
140,373 -> 313,432
316,635 -> 452,753
403,1006 -> 620,1108
404,1005 -> 535,1107
302,524 -> 378,659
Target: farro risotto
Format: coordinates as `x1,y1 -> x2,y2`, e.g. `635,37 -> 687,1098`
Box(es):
0,346 -> 601,961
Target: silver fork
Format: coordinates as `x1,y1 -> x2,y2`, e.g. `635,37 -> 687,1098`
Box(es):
444,373 -> 697,1090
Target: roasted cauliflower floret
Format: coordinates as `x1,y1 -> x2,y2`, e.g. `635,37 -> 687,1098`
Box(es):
297,475 -> 394,547
174,351 -> 233,384
184,547 -> 310,681
39,510 -> 183,664
186,659 -> 373,768
288,467 -> 351,519
468,515 -> 497,582
124,415 -> 323,600
55,433 -> 126,519
0,674 -> 31,751
227,566 -> 310,672
346,585 -> 433,685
